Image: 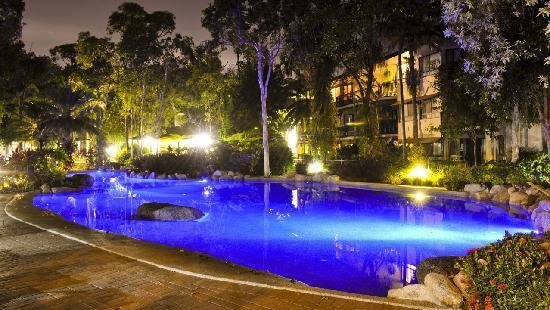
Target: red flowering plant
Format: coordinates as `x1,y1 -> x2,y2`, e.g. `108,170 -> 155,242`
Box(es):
456,232 -> 549,310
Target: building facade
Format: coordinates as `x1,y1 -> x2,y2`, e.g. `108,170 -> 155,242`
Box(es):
320,43 -> 546,164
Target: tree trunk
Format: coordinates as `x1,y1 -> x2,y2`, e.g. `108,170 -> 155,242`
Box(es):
139,82 -> 146,157
408,49 -> 419,145
511,104 -> 520,162
472,131 -> 478,166
397,43 -> 407,159
261,90 -> 270,177
155,61 -> 169,135
125,114 -> 129,154
538,87 -> 550,153
130,111 -> 134,160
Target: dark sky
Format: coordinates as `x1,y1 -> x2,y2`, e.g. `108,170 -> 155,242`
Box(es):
22,0 -> 235,65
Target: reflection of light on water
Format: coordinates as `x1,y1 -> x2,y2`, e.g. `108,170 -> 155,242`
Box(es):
409,192 -> 428,204
199,179 -> 208,183
292,190 -> 298,209
202,186 -> 213,197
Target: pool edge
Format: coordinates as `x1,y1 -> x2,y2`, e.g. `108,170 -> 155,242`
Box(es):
4,192 -> 445,310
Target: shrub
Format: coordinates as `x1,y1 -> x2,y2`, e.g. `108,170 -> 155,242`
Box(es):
441,164 -> 471,191
0,174 -> 34,193
7,149 -> 68,187
225,130 -> 293,176
456,232 -> 549,310
251,136 -> 293,176
132,151 -> 209,178
518,152 -> 550,187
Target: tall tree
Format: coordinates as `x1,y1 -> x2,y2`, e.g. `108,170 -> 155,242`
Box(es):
108,2 -> 176,156
203,0 -> 284,176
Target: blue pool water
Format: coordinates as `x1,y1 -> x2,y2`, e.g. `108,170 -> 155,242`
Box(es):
33,171 -> 534,296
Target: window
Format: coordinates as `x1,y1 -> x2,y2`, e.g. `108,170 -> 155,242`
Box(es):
433,142 -> 443,156
419,99 -> 434,119
342,84 -> 353,100
420,53 -> 440,74
445,48 -> 462,65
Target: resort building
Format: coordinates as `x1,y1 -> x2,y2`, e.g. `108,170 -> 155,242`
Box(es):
308,43 -> 547,164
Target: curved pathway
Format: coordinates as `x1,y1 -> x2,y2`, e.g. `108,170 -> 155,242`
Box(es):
0,194 -> 439,310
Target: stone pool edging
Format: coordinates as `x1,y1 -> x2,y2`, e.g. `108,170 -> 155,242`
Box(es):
3,192 -> 443,310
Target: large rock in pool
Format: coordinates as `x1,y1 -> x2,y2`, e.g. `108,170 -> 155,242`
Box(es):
416,256 -> 460,284
136,203 -> 204,221
67,174 -> 94,187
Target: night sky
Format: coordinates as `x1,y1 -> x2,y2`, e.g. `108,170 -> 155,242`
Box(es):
21,0 -> 234,63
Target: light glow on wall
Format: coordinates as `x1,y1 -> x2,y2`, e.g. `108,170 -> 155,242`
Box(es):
181,133 -> 214,149
286,127 -> 298,154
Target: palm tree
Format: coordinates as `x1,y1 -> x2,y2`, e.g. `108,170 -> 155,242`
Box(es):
35,88 -> 102,160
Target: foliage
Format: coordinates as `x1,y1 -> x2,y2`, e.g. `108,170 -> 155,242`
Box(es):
251,136 -> 293,176
456,232 -> 550,310
517,152 -> 550,186
0,174 -> 34,193
6,149 -> 68,186
131,151 -> 209,178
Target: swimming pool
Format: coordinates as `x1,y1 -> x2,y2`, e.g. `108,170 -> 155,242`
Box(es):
33,171 -> 534,296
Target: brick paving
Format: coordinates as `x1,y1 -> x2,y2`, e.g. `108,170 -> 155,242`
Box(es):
0,195 -> 436,310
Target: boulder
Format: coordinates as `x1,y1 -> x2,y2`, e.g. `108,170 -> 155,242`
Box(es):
157,173 -> 167,179
474,191 -> 492,201
525,187 -> 540,196
285,172 -> 296,180
234,173 -> 244,181
465,203 -> 486,213
129,171 -> 137,178
492,188 -> 510,203
51,187 -> 82,194
68,174 -> 94,187
464,184 -> 485,194
148,172 -> 156,179
416,256 -> 460,284
508,205 -> 528,219
452,271 -> 471,298
212,170 -> 223,177
219,175 -> 233,181
244,175 -> 251,180
311,173 -> 322,183
175,173 -> 187,180
509,191 -> 529,206
489,185 -> 508,195
388,284 -> 442,306
328,175 -> 340,184
424,273 -> 463,308
295,174 -> 306,182
227,171 -> 235,177
40,184 -> 52,194
136,202 -> 204,221
531,201 -> 550,232
507,187 -> 517,194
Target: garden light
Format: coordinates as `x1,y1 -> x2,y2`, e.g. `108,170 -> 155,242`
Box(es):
407,165 -> 430,180
307,160 -> 325,174
182,133 -> 214,149
105,145 -> 118,160
142,136 -> 159,154
285,127 -> 298,154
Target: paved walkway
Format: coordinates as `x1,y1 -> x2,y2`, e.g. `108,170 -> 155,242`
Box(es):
0,194 -> 436,310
